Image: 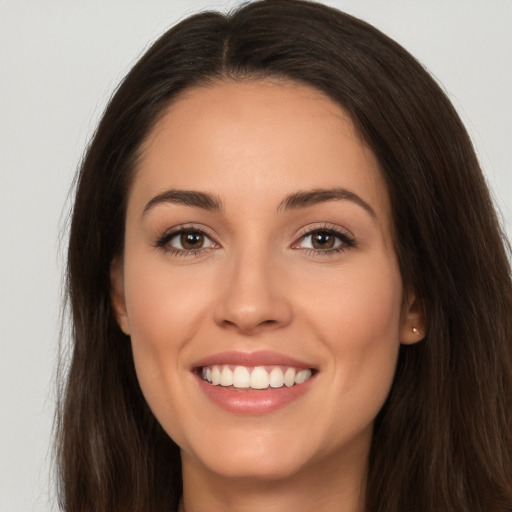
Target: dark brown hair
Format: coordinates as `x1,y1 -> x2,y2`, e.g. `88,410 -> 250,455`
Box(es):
57,1 -> 512,510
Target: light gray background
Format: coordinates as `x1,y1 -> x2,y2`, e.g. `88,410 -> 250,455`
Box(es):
1,1 -> 511,511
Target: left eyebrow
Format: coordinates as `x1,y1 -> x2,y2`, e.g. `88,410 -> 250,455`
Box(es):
278,187 -> 377,218
142,189 -> 223,216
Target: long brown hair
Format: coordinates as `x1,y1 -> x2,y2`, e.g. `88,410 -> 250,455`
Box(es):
57,1 -> 512,510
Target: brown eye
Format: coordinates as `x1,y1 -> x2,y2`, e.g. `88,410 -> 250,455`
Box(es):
180,231 -> 205,250
311,231 -> 336,249
165,230 -> 215,252
293,227 -> 354,253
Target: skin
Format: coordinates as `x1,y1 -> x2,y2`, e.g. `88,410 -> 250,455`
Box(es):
111,79 -> 424,512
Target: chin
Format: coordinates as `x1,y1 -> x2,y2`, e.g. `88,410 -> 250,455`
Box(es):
179,425 -> 317,482
199,449 -> 308,482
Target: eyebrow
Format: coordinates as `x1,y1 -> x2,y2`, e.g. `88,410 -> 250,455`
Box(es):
143,189 -> 223,215
278,187 -> 376,218
142,186 -> 376,218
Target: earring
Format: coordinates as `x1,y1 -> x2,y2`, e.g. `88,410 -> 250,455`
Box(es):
412,327 -> 419,335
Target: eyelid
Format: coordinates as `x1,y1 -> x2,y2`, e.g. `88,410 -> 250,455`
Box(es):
153,222 -> 355,256
291,223 -> 356,251
154,223 -> 220,253
295,221 -> 354,237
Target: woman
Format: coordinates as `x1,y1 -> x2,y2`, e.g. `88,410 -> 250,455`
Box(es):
57,0 -> 512,510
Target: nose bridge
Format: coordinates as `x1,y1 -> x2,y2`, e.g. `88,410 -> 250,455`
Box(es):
214,240 -> 292,334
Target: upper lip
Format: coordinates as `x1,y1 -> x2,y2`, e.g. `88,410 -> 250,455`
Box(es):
191,350 -> 316,370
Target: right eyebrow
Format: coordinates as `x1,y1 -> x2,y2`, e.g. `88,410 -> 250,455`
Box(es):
278,187 -> 376,219
142,189 -> 223,216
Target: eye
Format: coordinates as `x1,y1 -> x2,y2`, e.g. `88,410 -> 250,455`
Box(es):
155,227 -> 217,255
293,226 -> 355,254
301,230 -> 341,250
170,231 -> 213,250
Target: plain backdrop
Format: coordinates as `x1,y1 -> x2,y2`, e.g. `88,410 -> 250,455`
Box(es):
0,1 -> 511,510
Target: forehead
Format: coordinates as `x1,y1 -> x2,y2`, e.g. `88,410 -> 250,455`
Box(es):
131,79 -> 390,228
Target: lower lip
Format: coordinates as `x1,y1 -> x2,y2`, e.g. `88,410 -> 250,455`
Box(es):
195,373 -> 315,415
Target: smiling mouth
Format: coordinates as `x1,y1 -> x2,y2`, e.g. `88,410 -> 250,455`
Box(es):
199,365 -> 314,390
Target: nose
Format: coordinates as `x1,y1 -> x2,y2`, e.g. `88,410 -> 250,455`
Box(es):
213,251 -> 293,335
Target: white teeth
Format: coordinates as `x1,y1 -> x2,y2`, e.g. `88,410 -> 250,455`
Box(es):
269,367 -> 284,388
284,367 -> 296,387
232,366 -> 250,388
250,367 -> 270,389
295,369 -> 312,384
220,366 -> 233,386
201,364 -> 313,389
211,365 -> 221,385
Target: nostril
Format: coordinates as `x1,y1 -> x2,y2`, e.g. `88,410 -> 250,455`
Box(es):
221,317 -> 280,334
213,275 -> 293,333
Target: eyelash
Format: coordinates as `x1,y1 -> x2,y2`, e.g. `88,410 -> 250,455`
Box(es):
154,224 -> 218,257
293,223 -> 356,256
154,223 -> 356,257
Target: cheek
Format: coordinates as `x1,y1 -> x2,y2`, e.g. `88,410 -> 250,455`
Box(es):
121,254 -> 209,416
124,253 -> 210,342
298,258 -> 403,401
300,257 -> 403,341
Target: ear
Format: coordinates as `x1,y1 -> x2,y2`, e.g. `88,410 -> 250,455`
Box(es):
110,258 -> 131,335
400,291 -> 426,345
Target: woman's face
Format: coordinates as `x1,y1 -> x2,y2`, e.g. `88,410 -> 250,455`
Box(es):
112,80 -> 422,483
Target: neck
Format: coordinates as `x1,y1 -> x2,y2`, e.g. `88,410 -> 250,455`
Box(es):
179,447 -> 367,512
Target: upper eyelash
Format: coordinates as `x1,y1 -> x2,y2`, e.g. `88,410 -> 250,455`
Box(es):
153,225 -> 216,255
153,223 -> 356,256
295,224 -> 356,254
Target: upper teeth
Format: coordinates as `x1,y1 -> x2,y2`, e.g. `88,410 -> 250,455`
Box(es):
201,365 -> 312,389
